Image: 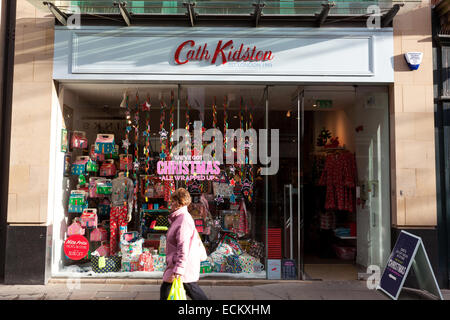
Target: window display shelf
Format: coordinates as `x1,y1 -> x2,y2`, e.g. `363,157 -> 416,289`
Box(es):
335,235 -> 356,240
141,209 -> 170,214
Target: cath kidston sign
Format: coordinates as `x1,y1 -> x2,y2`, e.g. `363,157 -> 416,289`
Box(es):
174,40 -> 274,65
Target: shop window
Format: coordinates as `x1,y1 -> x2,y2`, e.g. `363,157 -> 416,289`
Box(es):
54,84 -> 274,279
53,83 -> 389,280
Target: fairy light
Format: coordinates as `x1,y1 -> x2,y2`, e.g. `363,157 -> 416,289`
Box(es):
125,93 -> 130,178
169,90 -> 175,160
223,95 -> 228,154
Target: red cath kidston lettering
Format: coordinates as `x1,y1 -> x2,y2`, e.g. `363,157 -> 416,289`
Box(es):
211,40 -> 234,64
174,40 -> 274,65
174,40 -> 195,65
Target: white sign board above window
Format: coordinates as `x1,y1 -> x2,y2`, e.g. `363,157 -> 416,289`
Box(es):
54,27 -> 394,83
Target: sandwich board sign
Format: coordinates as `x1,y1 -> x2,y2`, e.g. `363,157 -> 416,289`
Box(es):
377,230 -> 443,300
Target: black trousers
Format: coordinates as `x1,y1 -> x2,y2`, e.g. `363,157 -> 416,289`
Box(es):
160,281 -> 209,300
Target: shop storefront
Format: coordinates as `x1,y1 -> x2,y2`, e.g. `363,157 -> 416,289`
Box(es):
46,26 -> 393,280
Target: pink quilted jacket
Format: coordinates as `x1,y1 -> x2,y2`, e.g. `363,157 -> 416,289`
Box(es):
163,206 -> 202,283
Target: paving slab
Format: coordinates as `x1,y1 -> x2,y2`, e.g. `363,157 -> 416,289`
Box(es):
121,284 -> 162,292
16,293 -> 45,300
0,295 -> 19,300
94,291 -> 138,300
43,293 -> 72,300
135,292 -> 160,300
68,291 -> 98,300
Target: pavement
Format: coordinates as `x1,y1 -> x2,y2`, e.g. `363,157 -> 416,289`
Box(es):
0,279 -> 448,300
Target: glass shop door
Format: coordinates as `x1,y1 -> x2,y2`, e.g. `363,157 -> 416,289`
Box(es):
268,87 -> 304,280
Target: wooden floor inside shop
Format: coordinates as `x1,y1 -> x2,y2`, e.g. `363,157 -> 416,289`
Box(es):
304,254 -> 359,281
304,264 -> 358,281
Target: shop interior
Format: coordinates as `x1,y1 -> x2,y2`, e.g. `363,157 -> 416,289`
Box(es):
53,83 -> 389,280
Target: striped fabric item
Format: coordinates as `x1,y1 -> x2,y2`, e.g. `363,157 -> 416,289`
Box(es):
267,228 -> 282,259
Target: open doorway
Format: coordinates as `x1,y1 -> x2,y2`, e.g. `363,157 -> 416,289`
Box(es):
299,85 -> 390,281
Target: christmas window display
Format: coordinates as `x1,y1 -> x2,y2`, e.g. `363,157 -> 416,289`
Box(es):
59,89 -> 266,278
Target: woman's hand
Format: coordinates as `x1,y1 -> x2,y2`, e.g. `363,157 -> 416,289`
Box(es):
169,273 -> 183,282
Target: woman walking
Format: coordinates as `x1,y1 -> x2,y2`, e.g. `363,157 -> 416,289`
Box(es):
160,188 -> 209,300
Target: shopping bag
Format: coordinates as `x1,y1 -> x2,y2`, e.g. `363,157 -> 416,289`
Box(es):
167,278 -> 187,300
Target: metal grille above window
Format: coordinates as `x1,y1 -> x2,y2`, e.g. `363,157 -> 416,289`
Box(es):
27,0 -> 415,27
